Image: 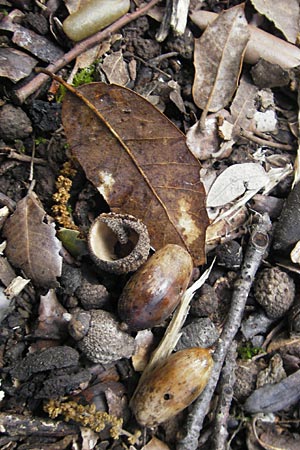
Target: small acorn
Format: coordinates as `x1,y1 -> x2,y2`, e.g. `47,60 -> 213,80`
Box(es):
130,348 -> 213,427
118,244 -> 193,331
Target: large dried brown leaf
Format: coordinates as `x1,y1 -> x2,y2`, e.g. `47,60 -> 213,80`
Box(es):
192,4 -> 250,112
3,192 -> 62,289
62,83 -> 208,265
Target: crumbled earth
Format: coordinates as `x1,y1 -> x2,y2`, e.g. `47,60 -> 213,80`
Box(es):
1,1 -> 300,449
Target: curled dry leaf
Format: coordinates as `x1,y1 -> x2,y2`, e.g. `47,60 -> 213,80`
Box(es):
62,83 -> 209,265
250,0 -> 299,44
3,192 -> 62,289
223,75 -> 258,141
207,163 -> 268,208
192,4 -> 250,112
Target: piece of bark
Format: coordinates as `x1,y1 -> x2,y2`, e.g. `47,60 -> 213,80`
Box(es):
190,10 -> 300,68
0,47 -> 37,83
0,413 -> 79,436
244,368 -> 300,413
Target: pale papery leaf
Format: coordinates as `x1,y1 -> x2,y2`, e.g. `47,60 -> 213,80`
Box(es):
3,192 -> 62,289
186,115 -> 220,160
101,50 -> 130,86
190,9 -> 300,68
206,163 -> 268,207
250,0 -> 299,44
141,436 -> 170,450
228,75 -> 258,138
192,4 -> 250,112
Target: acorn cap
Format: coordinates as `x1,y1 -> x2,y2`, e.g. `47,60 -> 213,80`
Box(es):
77,309 -> 135,364
254,267 -> 295,319
88,213 -> 150,274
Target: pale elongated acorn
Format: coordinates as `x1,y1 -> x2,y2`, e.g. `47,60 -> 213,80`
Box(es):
130,348 -> 213,427
63,0 -> 130,42
118,244 -> 193,331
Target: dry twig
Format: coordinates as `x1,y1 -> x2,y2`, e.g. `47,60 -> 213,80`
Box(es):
13,0 -> 162,104
210,341 -> 237,450
177,213 -> 272,450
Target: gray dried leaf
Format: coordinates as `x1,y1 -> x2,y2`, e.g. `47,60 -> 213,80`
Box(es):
207,163 -> 268,207
250,0 -> 299,44
193,4 -> 250,112
0,48 -> 37,83
3,192 -> 62,289
101,50 -> 130,86
227,75 -> 258,138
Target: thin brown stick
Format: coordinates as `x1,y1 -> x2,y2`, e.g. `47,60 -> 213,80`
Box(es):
13,0 -> 162,104
240,129 -> 295,151
0,147 -> 47,165
177,213 -> 272,450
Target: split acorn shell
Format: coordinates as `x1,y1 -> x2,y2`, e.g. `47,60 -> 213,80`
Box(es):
118,244 -> 193,331
131,347 -> 213,427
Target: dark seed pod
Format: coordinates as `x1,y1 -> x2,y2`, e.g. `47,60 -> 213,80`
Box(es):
118,244 -> 193,331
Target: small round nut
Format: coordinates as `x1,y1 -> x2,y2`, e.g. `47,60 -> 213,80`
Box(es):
254,267 -> 295,319
74,309 -> 135,364
234,360 -> 259,403
76,278 -> 109,310
216,240 -> 243,270
68,310 -> 91,341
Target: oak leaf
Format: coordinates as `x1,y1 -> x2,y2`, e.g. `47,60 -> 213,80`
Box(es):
192,4 -> 250,112
3,192 -> 62,289
62,83 -> 208,265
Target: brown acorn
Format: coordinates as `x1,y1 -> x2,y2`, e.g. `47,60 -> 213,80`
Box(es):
130,347 -> 213,427
118,244 -> 193,331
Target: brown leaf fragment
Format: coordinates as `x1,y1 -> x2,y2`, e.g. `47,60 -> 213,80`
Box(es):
62,83 -> 209,265
192,4 -> 250,112
3,192 -> 62,289
250,0 -> 299,44
0,48 -> 37,83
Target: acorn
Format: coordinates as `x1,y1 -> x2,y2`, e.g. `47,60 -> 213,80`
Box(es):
130,348 -> 213,427
118,244 -> 193,331
254,266 -> 295,319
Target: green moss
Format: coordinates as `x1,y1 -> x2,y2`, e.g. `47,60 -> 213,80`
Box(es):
56,62 -> 100,102
34,136 -> 48,145
237,342 -> 263,360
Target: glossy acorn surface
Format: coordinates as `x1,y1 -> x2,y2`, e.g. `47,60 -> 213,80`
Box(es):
130,347 -> 213,427
118,244 -> 193,331
63,0 -> 130,42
